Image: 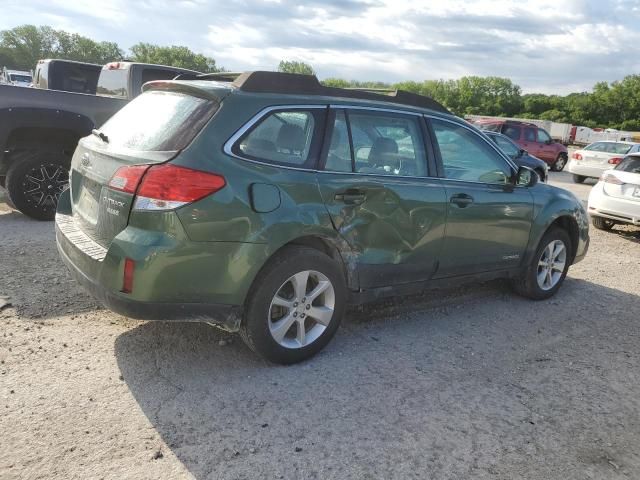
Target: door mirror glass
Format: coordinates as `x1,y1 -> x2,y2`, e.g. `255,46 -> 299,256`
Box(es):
516,166 -> 538,187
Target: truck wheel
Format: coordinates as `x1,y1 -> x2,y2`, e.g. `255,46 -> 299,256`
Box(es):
512,227 -> 571,300
551,153 -> 567,171
5,150 -> 70,221
239,246 -> 347,364
572,174 -> 586,184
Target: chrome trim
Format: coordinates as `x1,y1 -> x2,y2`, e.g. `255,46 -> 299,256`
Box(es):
424,114 -> 520,172
223,104 -> 326,171
55,213 -> 107,261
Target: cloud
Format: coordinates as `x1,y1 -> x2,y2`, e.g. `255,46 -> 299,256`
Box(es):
1,0 -> 639,94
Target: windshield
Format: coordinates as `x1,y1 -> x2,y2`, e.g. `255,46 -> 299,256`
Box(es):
10,74 -> 31,83
615,156 -> 640,174
99,90 -> 217,151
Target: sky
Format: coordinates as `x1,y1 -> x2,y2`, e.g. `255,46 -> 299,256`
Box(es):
2,0 -> 639,94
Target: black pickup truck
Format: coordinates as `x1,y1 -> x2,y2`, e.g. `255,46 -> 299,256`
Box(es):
0,61 -> 200,220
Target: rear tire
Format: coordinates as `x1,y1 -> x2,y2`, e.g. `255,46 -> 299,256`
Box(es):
5,150 -> 70,221
513,227 -> 571,300
591,216 -> 615,231
572,174 -> 586,184
552,153 -> 567,171
239,246 -> 347,364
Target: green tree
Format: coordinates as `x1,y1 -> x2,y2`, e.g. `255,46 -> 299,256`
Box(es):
277,60 -> 315,75
0,24 -> 124,70
129,43 -> 220,73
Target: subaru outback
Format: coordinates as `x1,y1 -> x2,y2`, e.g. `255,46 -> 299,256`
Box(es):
55,71 -> 589,364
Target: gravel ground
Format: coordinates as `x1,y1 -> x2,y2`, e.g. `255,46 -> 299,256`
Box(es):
1,173 -> 640,480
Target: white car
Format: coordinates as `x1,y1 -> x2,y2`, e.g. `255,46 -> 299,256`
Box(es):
567,141 -> 640,183
588,154 -> 640,230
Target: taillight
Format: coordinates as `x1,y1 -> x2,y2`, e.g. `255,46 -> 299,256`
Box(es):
572,152 -> 583,160
608,157 -> 622,165
134,164 -> 226,211
600,173 -> 624,185
108,165 -> 150,194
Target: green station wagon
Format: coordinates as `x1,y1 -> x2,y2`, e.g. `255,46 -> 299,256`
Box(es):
55,71 -> 589,363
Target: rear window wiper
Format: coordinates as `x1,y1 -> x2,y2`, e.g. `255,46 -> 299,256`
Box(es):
91,129 -> 109,143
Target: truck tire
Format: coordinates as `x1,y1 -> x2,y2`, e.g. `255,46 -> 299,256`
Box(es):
551,153 -> 567,171
5,150 -> 70,221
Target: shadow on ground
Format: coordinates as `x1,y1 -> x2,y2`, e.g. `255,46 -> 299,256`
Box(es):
115,278 -> 640,479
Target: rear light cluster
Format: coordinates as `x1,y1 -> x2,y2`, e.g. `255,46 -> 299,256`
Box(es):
572,152 -> 583,161
108,163 -> 226,211
600,173 -> 624,185
608,157 -> 623,165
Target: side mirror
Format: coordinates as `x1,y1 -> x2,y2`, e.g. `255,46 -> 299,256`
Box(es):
545,139 -> 553,145
518,149 -> 527,157
516,166 -> 538,187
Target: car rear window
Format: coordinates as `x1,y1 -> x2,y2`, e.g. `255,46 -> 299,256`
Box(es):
98,90 -> 217,151
615,156 -> 640,173
97,67 -> 128,98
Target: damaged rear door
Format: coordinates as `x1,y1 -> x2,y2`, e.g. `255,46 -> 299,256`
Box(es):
315,107 -> 447,289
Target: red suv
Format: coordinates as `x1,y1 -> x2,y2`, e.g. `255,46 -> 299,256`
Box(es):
477,120 -> 568,171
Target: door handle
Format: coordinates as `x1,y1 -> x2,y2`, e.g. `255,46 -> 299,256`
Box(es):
335,190 -> 366,205
450,193 -> 474,208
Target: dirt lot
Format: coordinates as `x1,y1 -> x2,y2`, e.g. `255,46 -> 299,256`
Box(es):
1,174 -> 640,480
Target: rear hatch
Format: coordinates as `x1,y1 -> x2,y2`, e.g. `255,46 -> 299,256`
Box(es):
69,86 -> 221,247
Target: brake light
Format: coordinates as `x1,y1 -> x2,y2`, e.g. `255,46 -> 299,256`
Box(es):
134,164 -> 226,211
608,157 -> 622,165
108,165 -> 150,194
572,152 -> 583,160
121,258 -> 135,294
600,173 -> 624,185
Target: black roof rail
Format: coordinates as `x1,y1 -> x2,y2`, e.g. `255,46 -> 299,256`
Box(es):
229,71 -> 450,114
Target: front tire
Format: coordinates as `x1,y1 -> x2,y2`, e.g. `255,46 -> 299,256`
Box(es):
591,216 -> 615,231
240,246 -> 347,364
513,228 -> 571,300
552,153 -> 567,171
5,150 -> 70,221
572,174 -> 586,184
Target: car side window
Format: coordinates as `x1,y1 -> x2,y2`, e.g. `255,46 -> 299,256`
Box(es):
347,111 -> 427,176
503,125 -> 520,140
585,142 -> 605,152
524,128 -> 537,142
235,110 -> 318,167
537,129 -> 551,143
432,119 -> 511,184
324,111 -> 352,172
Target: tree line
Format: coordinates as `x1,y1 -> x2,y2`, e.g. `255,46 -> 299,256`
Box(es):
0,25 -> 221,74
2,25 -> 638,131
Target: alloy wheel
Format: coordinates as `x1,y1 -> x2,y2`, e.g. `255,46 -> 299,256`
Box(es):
536,239 -> 567,290
268,270 -> 335,349
22,163 -> 68,212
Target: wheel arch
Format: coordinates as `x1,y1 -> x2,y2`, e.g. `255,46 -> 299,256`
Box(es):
548,215 -> 579,263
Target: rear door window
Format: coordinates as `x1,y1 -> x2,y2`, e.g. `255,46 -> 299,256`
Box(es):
99,90 -> 217,151
524,128 -> 537,142
347,111 -> 427,176
234,109 -> 325,168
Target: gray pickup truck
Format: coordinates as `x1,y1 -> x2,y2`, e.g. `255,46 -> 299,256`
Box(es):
0,61 -> 200,220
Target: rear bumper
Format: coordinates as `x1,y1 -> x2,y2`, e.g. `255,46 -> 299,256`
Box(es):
54,190 -> 270,331
567,162 -> 605,178
56,237 -> 243,329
